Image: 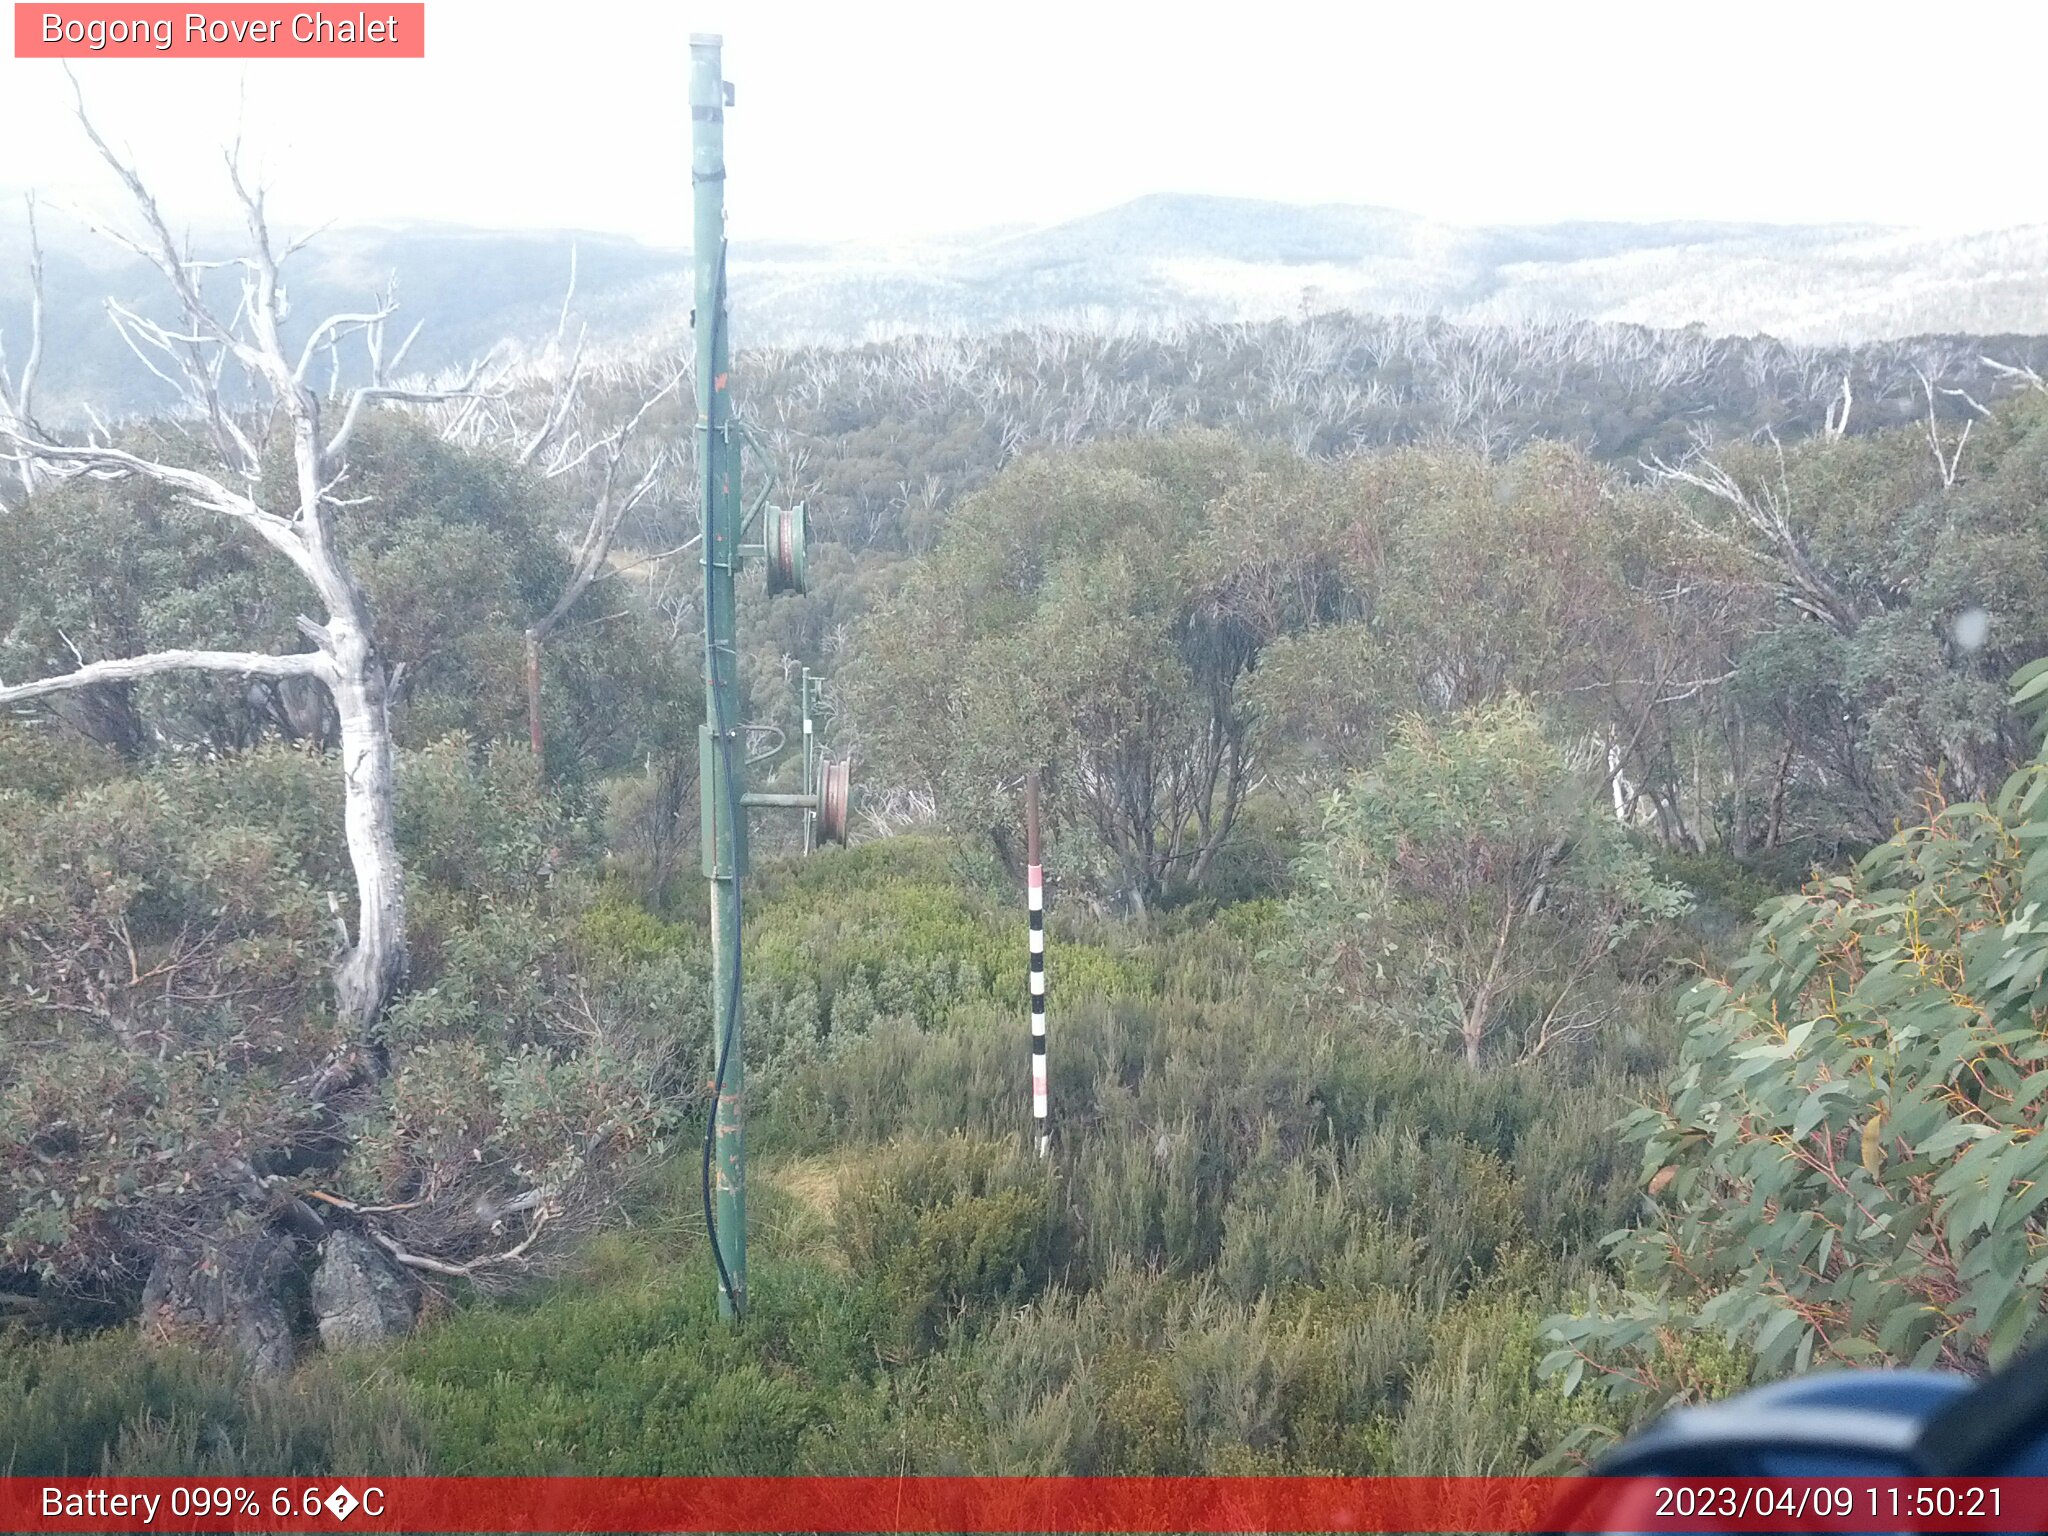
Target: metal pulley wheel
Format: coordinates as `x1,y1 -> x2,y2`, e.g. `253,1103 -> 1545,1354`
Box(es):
815,756 -> 851,846
765,502 -> 808,595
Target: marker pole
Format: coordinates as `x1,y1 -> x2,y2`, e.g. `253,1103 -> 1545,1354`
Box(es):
1026,771 -> 1048,1157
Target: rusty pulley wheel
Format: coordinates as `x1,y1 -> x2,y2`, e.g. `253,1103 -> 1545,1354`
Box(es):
765,502 -> 808,596
815,756 -> 851,846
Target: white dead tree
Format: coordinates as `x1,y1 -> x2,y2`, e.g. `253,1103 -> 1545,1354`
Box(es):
1983,356 -> 2048,395
518,378 -> 677,758
1646,430 -> 1858,637
1915,366 -> 1982,491
1823,373 -> 1853,440
431,259 -> 685,759
0,101 -> 487,1051
0,194 -> 44,505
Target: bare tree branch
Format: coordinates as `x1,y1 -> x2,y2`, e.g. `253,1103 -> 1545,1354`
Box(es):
0,193 -> 46,501
515,250 -> 589,468
1646,432 -> 1858,635
0,648 -> 327,706
323,359 -> 494,470
0,425 -> 325,583
1916,367 -> 1973,491
1823,372 -> 1852,440
293,299 -> 399,386
592,532 -> 701,582
65,72 -> 270,379
1983,356 -> 2047,394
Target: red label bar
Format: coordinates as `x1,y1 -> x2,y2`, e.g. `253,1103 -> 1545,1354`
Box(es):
14,4 -> 424,57
3,1477 -> 2048,1532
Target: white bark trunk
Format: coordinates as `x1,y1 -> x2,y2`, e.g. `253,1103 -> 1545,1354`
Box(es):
329,622 -> 408,1040
0,100 -> 505,1055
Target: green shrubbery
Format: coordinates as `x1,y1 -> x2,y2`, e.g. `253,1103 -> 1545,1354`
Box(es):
0,720 -> 690,1304
0,1331 -> 425,1476
1544,662 -> 2048,1444
835,1137 -> 1061,1358
0,739 -> 337,1284
1274,697 -> 1691,1068
3,820 -> 1656,1473
17,370 -> 2042,1480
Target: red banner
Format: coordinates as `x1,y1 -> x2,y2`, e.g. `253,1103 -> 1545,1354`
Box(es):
3,1477 -> 2048,1532
14,4 -> 424,57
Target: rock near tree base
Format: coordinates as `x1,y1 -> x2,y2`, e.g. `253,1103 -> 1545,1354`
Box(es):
310,1227 -> 419,1348
142,1228 -> 300,1379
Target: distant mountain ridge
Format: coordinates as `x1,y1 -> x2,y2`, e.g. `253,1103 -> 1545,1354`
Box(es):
2,191 -> 2044,417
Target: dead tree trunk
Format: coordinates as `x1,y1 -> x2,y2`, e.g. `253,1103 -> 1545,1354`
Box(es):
330,621 -> 409,1038
0,193 -> 44,506
0,97 -> 630,1372
510,358 -> 676,764
525,630 -> 545,758
427,253 -> 681,765
1462,906 -> 1519,1069
0,93 -> 487,1051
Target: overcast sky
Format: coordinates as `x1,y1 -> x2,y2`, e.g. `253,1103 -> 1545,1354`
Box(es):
5,0 -> 2047,248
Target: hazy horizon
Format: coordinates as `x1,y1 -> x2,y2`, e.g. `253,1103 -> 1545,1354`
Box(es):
12,184 -> 2030,258
3,0 -> 2047,249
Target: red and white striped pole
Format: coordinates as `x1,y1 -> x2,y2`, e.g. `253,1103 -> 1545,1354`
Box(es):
1026,770 -> 1049,1157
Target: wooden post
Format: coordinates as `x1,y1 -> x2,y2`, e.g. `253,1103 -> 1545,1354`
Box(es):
524,630 -> 544,760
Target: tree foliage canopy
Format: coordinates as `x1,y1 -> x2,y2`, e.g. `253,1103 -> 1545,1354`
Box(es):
849,431 -> 1339,907
1277,698 -> 1690,1066
1547,662 -> 2048,1424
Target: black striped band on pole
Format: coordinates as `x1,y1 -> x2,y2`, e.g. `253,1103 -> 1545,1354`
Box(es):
1029,858 -> 1047,1156
1025,770 -> 1047,1158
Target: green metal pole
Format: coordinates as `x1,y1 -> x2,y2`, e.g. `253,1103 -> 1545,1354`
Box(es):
691,31 -> 746,1321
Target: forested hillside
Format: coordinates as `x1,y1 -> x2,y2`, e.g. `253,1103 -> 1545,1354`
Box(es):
12,193 -> 2048,419
7,191 -> 2048,1475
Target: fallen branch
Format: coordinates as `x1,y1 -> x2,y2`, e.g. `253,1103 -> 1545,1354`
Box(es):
365,1207 -> 552,1278
304,1188 -> 434,1218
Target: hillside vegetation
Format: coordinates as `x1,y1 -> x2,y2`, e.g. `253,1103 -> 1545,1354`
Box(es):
6,294 -> 2048,1475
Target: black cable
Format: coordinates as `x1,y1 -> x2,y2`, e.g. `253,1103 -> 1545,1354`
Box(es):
700,241 -> 743,1317
701,694 -> 743,1312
